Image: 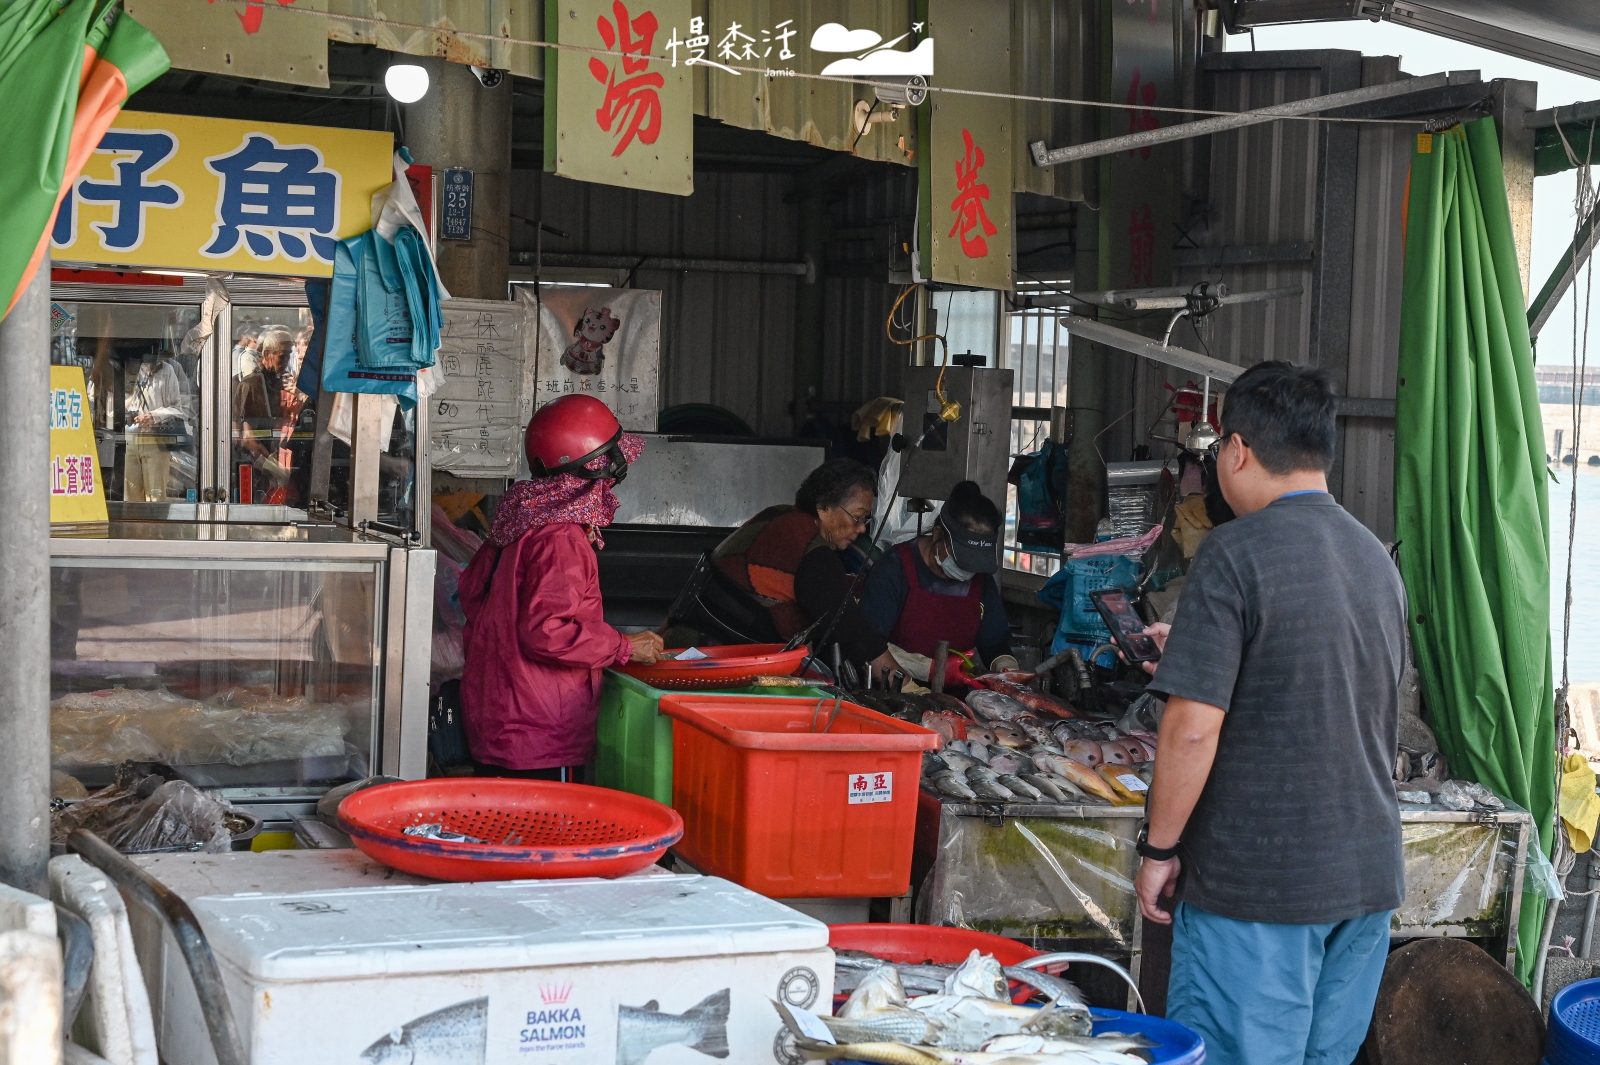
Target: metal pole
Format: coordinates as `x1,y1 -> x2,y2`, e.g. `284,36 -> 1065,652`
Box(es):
0,264 -> 51,896
1029,70 -> 1460,168
1057,314 -> 1246,384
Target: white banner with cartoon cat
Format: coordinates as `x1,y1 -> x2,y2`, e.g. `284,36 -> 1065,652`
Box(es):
522,287 -> 661,432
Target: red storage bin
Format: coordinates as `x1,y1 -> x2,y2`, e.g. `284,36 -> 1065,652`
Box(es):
658,695 -> 940,898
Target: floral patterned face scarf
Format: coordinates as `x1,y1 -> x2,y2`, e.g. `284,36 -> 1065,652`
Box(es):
488,433 -> 645,549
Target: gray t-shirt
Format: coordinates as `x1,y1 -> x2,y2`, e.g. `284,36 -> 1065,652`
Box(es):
1148,491 -> 1406,924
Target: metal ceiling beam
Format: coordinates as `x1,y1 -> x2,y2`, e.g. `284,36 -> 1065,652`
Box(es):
1057,315 -> 1246,383
1029,70 -> 1458,168
1526,99 -> 1600,130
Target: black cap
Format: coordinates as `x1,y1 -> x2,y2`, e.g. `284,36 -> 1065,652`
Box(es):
937,508 -> 999,574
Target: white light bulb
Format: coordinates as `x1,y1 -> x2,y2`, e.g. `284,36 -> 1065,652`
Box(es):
385,64 -> 429,104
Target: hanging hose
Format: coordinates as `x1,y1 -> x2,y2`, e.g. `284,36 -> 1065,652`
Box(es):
1539,116 -> 1598,1004
886,284 -> 960,422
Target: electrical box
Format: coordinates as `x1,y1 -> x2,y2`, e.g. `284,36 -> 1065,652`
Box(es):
897,366 -> 1014,509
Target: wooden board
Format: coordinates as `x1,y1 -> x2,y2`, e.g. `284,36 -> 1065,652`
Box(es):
1364,938 -> 1543,1065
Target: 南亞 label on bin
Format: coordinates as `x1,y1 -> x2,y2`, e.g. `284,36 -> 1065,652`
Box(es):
848,772 -> 893,804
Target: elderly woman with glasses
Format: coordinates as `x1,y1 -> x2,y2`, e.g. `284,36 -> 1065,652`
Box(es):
708,458 -> 897,680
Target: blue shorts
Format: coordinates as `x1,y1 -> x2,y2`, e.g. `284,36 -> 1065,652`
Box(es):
1166,902 -> 1392,1065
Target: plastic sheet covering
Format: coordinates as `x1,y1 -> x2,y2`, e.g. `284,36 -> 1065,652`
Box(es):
916,805 -> 1141,947
918,802 -> 1530,946
51,687 -> 351,768
53,779 -> 232,854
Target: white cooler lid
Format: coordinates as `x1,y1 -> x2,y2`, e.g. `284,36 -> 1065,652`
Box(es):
183,872 -> 828,982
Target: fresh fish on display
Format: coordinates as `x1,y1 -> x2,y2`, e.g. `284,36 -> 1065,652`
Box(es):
964,766 -> 1016,801
830,958 -> 1085,1009
906,996 -> 1095,1047
965,689 -> 1031,724
1031,752 -> 1118,803
928,770 -> 978,801
942,950 -> 1007,1000
361,998 -> 488,1065
998,774 -> 1044,802
921,711 -> 968,744
615,991 -> 730,1065
841,965 -> 913,1016
989,723 -> 1028,749
982,747 -> 1027,776
937,749 -> 980,773
966,743 -> 992,766
984,1033 -> 1157,1057
965,726 -> 998,748
1058,739 -> 1104,769
1013,715 -> 1056,750
1098,741 -> 1133,766
1018,773 -> 1074,803
978,678 -> 1078,720
789,1039 -> 1146,1065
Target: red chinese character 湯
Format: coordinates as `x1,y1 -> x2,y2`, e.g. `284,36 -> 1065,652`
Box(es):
1127,204 -> 1155,287
207,0 -> 297,36
1125,68 -> 1161,158
589,2 -> 665,157
948,128 -> 998,259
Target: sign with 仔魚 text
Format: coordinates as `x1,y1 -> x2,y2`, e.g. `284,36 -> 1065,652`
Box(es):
51,111 -> 392,277
545,0 -> 693,196
49,366 -> 107,524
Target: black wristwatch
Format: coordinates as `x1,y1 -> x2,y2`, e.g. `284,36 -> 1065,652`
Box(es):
1136,823 -> 1180,862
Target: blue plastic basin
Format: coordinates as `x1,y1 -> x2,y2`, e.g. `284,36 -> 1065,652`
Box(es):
833,1007 -> 1204,1064
1549,978 -> 1600,1065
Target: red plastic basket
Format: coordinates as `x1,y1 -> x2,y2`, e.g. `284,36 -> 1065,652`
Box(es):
337,779 -> 683,882
828,923 -> 1042,966
614,643 -> 809,690
659,695 -> 940,897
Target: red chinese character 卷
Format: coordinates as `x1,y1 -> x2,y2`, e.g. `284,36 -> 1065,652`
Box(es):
589,2 -> 665,157
948,128 -> 998,259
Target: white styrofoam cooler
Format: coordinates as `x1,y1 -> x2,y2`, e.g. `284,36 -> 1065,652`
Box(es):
126,852 -> 833,1065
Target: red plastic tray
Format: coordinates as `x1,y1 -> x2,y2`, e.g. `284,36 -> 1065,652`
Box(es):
614,643 -> 809,690
659,695 -> 939,897
337,779 -> 682,882
828,923 -> 1041,966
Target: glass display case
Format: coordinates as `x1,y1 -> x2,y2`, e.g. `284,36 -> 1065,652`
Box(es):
49,522 -> 434,819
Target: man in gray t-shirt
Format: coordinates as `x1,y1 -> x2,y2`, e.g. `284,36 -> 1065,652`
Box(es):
1136,361 -> 1405,1065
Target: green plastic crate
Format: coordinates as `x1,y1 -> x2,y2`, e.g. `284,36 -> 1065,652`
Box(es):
594,670 -> 832,805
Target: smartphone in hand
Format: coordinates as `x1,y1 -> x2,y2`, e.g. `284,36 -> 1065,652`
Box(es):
1090,588 -> 1162,664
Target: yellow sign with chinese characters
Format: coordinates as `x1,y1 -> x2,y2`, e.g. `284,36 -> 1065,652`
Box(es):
50,111 -> 393,277
50,366 -> 108,524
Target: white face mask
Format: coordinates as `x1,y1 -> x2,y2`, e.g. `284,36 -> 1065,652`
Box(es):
937,545 -> 975,582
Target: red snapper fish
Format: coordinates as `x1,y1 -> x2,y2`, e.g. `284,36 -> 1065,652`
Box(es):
920,711 -> 968,744
974,676 -> 1076,720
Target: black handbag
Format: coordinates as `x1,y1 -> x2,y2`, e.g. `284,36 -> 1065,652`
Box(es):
428,678 -> 473,769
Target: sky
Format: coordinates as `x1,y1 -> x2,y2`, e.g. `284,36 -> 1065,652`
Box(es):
1236,20 -> 1600,366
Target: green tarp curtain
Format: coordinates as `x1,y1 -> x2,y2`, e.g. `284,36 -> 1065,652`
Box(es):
1395,117 -> 1555,988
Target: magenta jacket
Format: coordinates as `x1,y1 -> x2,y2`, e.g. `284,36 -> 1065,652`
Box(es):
459,522 -> 633,770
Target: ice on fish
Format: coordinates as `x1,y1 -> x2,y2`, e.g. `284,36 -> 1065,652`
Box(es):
615,990 -> 730,1065
362,997 -> 488,1065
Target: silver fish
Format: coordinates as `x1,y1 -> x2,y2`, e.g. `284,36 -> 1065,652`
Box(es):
985,1031 -> 1156,1055
964,766 -> 1015,802
943,738 -> 970,756
965,726 -> 998,747
965,742 -> 991,765
831,959 -> 1087,1009
936,750 -> 981,773
929,770 -> 977,801
908,995 -> 1093,1049
965,689 -> 1030,723
615,990 -> 729,1065
1018,773 -> 1070,803
362,997 -> 488,1065
840,964 -> 910,1016
998,774 -> 1043,802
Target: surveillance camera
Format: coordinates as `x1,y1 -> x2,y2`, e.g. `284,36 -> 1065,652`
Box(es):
471,66 -> 505,88
872,75 -> 928,108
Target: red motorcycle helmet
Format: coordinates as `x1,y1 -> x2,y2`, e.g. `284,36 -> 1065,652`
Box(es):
524,395 -> 629,482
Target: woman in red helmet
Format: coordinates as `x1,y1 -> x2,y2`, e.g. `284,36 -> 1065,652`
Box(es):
458,395 -> 664,778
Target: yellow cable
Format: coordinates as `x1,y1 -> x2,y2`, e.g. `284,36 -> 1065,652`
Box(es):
885,285 -> 961,422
